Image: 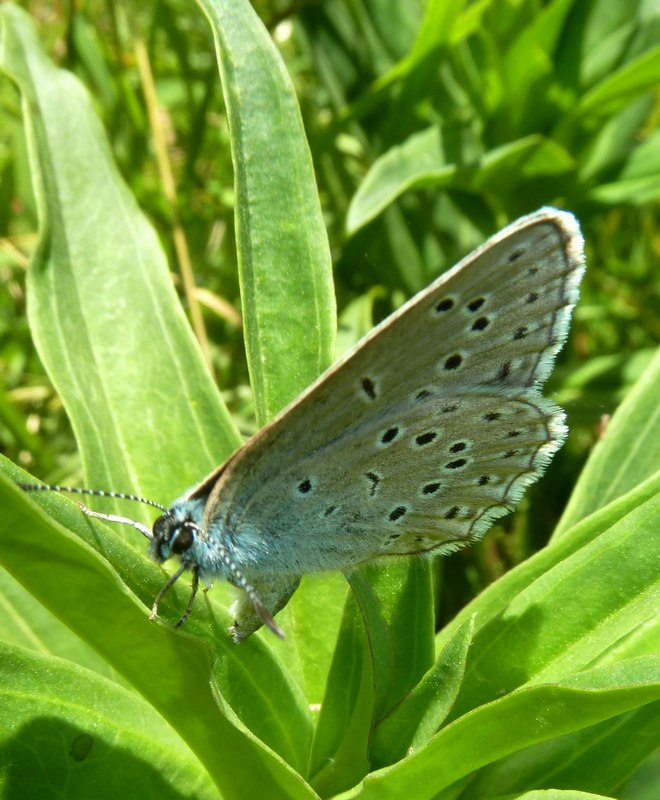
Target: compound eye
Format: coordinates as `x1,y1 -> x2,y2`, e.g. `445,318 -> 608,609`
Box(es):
171,525 -> 194,554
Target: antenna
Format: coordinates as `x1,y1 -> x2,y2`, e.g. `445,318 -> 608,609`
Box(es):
18,482 -> 164,540
17,482 -> 168,512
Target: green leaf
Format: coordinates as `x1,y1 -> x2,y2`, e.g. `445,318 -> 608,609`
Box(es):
267,572 -> 347,707
330,560 -> 435,719
494,792 -> 617,799
444,475 -> 660,718
556,346 -> 660,533
0,566 -> 122,684
338,657 -> 660,800
0,3 -> 240,510
308,592 -> 375,798
573,45 -> 660,119
371,616 -> 475,767
346,127 -> 451,235
308,560 -> 436,793
0,642 -> 219,800
460,701 -> 660,799
357,560 -> 436,719
346,129 -> 568,235
0,469 -> 317,799
367,0 -> 468,92
197,0 -> 336,425
501,0 -> 575,129
587,129 -> 660,204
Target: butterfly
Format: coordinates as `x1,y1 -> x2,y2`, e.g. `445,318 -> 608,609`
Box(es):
20,207 -> 584,641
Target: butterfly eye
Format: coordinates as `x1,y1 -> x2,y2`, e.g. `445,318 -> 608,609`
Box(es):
171,526 -> 195,554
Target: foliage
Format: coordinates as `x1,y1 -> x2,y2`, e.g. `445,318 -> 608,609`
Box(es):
0,1 -> 658,798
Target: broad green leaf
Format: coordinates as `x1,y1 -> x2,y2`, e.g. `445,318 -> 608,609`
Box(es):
0,469 -> 317,800
347,570 -> 395,717
322,559 -> 438,756
460,701 -> 660,799
308,593 -> 375,797
268,571 -> 347,707
357,559 -> 436,719
434,472 -> 660,686
347,127 -> 453,235
0,567 -> 122,684
0,4 -> 239,512
197,0 -> 336,425
371,616 -> 475,768
338,657 -> 660,800
0,642 -> 218,800
556,346 -> 660,534
448,478 -> 660,717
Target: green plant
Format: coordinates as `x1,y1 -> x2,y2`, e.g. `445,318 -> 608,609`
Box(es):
0,2 -> 658,799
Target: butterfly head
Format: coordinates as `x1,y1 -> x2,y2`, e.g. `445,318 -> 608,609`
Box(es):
150,510 -> 199,565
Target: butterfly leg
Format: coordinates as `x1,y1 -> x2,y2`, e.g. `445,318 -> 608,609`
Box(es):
149,562 -> 194,624
230,576 -> 301,642
174,565 -> 200,628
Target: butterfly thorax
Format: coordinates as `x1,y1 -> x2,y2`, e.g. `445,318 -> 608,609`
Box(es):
151,495 -> 268,588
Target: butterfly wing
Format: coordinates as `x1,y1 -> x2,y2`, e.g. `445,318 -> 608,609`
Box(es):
203,208 -> 584,583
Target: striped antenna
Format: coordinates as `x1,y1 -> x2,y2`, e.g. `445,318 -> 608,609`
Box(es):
17,482 -> 168,513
